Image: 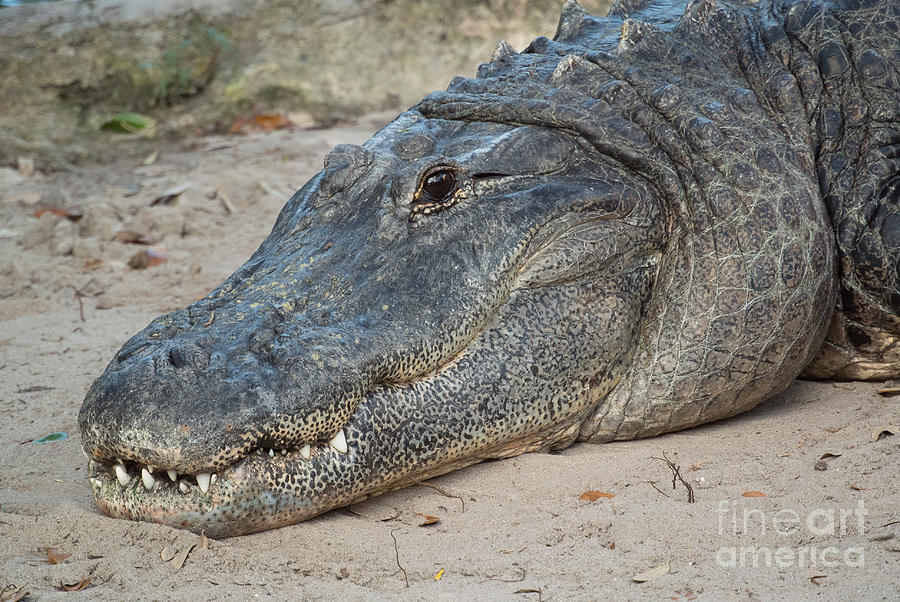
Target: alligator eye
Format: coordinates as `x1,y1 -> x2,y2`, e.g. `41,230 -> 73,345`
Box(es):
422,169 -> 456,201
411,167 -> 465,219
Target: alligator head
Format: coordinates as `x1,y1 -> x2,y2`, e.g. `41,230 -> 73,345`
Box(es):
79,109 -> 665,535
79,0 -> 839,536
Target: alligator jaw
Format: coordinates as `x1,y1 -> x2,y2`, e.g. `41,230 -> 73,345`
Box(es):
86,388 -> 594,538
87,435 -> 357,537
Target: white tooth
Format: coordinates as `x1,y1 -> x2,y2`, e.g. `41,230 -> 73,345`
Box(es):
197,472 -> 211,493
268,449 -> 275,458
141,467 -> 155,490
89,477 -> 98,486
167,469 -> 178,482
114,464 -> 130,486
280,449 -> 286,455
179,481 -> 189,494
299,444 -> 311,459
147,464 -> 156,473
210,473 -> 217,486
329,429 -> 348,454
256,449 -> 263,456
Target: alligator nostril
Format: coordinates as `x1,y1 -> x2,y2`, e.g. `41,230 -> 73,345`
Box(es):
168,347 -> 188,369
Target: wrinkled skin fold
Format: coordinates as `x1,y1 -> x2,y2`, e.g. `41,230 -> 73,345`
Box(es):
79,0 -> 900,537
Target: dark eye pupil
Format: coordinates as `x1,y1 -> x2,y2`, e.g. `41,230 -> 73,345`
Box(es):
423,170 -> 455,200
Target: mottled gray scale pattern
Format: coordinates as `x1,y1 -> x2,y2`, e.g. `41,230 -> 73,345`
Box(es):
79,0 -> 898,536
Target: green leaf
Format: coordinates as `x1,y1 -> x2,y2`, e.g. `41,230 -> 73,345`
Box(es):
100,113 -> 156,134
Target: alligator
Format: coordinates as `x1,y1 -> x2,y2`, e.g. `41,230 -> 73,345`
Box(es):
78,0 -> 899,537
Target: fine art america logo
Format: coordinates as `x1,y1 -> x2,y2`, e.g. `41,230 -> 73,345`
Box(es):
716,500 -> 867,569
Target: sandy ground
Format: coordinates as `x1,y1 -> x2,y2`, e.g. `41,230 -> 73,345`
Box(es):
0,118 -> 898,600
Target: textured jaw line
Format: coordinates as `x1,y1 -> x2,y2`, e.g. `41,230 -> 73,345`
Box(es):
92,427 -> 350,496
88,426 -> 356,536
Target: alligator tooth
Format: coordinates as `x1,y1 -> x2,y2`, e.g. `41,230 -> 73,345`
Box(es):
256,449 -> 263,456
268,449 -> 275,458
299,444 -> 311,459
197,472 -> 211,493
167,469 -> 178,482
147,464 -> 156,473
179,481 -> 189,494
329,429 -> 348,454
141,467 -> 155,490
210,473 -> 217,486
113,463 -> 130,487
280,449 -> 286,455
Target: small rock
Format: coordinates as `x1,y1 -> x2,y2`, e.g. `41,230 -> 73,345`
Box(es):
52,219 -> 76,255
72,237 -> 102,259
79,204 -> 122,241
0,167 -> 25,189
17,157 -> 35,177
814,460 -> 828,471
22,212 -> 60,250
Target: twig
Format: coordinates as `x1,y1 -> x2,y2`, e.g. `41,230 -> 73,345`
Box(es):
417,481 -> 465,512
483,566 -> 526,583
514,588 -> 542,601
645,480 -> 670,498
390,527 -> 409,588
69,278 -> 94,322
652,452 -> 695,503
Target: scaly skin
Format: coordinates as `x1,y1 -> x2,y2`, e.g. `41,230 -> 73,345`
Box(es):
78,0 -> 899,537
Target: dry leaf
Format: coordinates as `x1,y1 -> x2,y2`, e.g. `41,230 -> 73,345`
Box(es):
114,230 -> 156,245
632,563 -> 669,582
79,258 -> 104,272
580,490 -> 615,501
871,425 -> 898,442
46,547 -> 71,565
128,248 -> 167,270
150,184 -> 189,206
849,484 -> 869,491
417,513 -> 440,526
808,571 -> 828,584
56,578 -> 91,592
170,542 -> 196,571
228,117 -> 249,134
742,491 -> 766,498
159,545 -> 177,562
434,568 -> 444,581
215,187 -> 235,214
142,150 -> 160,166
254,114 -> 290,131
34,207 -> 83,222
819,452 -> 842,459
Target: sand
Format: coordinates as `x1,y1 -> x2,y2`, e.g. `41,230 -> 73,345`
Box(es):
1,118 -> 898,600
